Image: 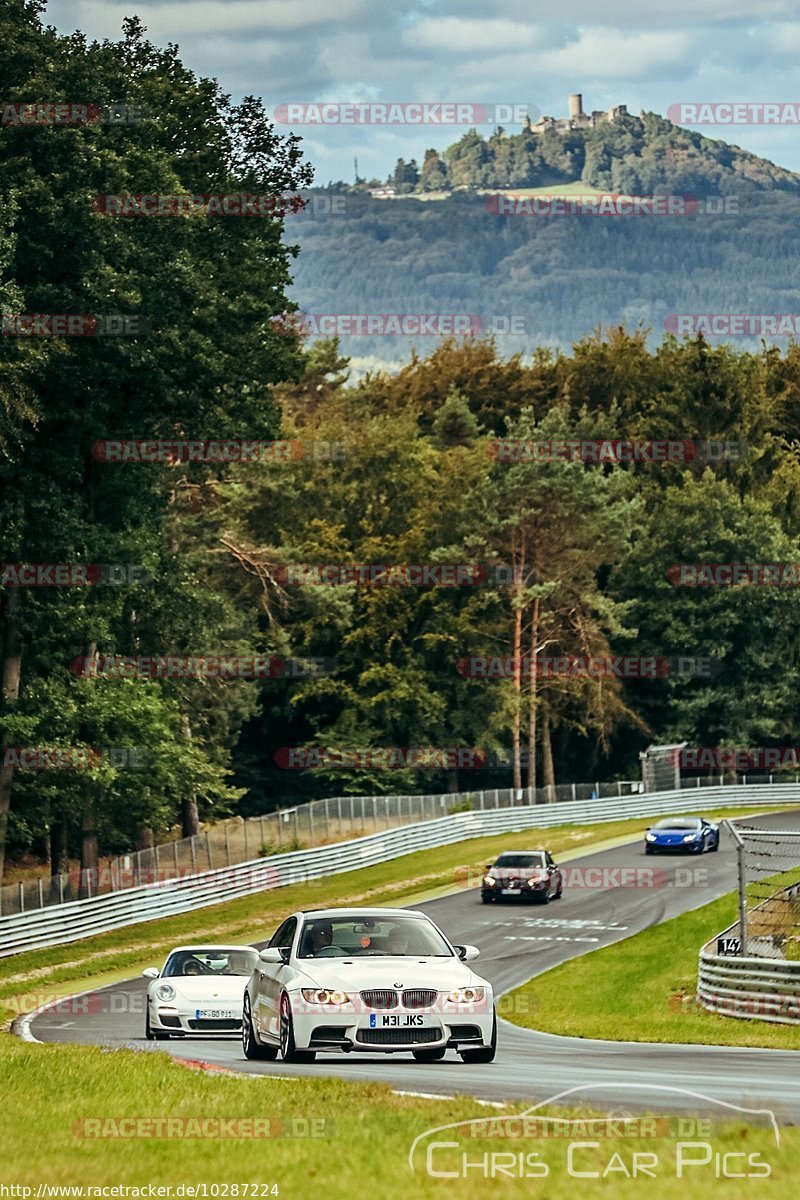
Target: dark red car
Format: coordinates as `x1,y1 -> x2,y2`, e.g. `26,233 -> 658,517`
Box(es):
481,849 -> 563,903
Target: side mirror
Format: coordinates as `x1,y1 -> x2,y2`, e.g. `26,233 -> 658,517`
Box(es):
142,967 -> 159,979
484,864 -> 493,872
455,944 -> 480,962
259,947 -> 286,964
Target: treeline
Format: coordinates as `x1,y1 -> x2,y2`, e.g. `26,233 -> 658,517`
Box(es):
0,2 -> 311,882
385,112 -> 800,196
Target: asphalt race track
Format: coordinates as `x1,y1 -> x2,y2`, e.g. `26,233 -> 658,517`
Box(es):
27,810 -> 800,1120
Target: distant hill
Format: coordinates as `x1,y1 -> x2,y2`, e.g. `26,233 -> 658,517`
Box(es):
381,111 -> 800,198
286,184 -> 800,364
285,114 -> 800,365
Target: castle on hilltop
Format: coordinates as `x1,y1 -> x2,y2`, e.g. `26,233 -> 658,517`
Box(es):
527,93 -> 629,134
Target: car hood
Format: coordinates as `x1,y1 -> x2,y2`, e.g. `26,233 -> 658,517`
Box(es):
489,868 -> 544,882
295,957 -> 487,992
653,830 -> 698,842
150,977 -> 248,1001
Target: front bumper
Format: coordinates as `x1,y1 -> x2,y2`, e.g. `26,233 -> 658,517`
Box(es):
646,840 -> 701,854
482,881 -> 549,899
290,998 -> 494,1053
151,1002 -> 243,1035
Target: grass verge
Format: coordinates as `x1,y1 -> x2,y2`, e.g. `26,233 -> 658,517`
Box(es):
504,890 -> 800,1049
0,1037 -> 796,1197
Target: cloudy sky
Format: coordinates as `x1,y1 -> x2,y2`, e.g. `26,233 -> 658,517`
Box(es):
43,0 -> 800,182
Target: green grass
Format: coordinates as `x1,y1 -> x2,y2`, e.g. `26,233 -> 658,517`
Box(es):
504,890 -> 800,1049
0,1037 -> 796,1197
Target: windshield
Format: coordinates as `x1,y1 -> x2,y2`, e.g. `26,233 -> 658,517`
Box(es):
654,818 -> 701,831
162,948 -> 258,977
494,853 -> 546,868
297,915 -> 454,958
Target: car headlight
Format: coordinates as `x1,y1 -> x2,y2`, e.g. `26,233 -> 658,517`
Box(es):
155,984 -> 176,1002
682,833 -> 699,842
483,876 -> 496,886
645,833 -> 656,842
300,988 -> 352,1005
527,871 -> 546,884
445,987 -> 486,1005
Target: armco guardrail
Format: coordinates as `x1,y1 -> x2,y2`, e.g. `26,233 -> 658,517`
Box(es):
698,925 -> 800,1025
1,782 -> 798,958
0,779 -> 643,916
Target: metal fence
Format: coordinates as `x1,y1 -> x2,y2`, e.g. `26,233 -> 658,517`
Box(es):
0,780 -> 796,959
0,779 -> 643,917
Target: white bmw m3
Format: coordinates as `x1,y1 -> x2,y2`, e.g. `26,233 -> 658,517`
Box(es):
242,907 -> 496,1063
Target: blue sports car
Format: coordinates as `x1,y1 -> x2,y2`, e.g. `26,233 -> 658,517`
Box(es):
644,816 -> 720,855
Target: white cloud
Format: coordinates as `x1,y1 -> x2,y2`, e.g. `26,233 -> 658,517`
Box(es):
48,0 -> 368,39
538,29 -> 695,81
404,17 -> 543,53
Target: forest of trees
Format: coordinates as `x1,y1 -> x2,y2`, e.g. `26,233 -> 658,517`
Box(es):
4,3 -> 800,883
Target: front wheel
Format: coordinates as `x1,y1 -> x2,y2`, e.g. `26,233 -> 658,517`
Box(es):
242,995 -> 278,1061
412,1047 -> 446,1062
459,1012 -> 497,1064
711,838 -> 719,852
280,994 -> 316,1064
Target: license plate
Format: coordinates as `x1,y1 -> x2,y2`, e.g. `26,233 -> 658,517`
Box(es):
369,1014 -> 434,1028
195,1009 -> 236,1019
503,887 -> 521,894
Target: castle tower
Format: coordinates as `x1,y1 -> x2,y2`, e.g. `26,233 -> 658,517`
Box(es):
568,93 -> 584,119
